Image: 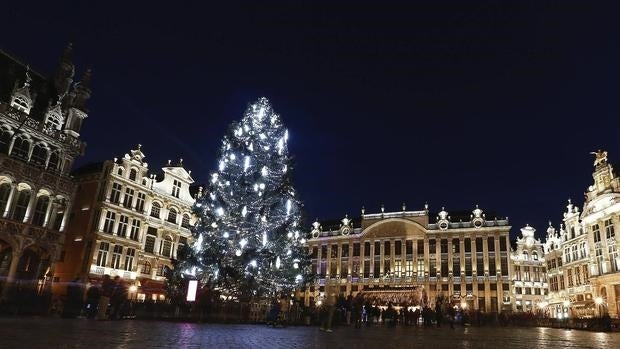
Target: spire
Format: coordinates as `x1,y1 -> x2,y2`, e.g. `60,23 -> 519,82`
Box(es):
54,43 -> 75,98
10,65 -> 35,114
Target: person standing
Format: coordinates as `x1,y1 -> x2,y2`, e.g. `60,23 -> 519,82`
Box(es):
320,284 -> 337,332
96,275 -> 112,320
352,293 -> 363,328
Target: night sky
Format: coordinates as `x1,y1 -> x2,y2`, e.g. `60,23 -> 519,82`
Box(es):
2,2 -> 619,238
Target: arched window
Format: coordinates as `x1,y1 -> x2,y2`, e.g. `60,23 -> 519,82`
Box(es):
161,236 -> 173,257
44,109 -> 63,130
0,183 -> 12,213
31,144 -> 48,166
10,136 -> 30,160
142,178 -> 148,186
12,189 -> 31,221
0,129 -> 12,153
129,169 -> 138,181
12,96 -> 30,112
32,196 -> 50,226
182,214 -> 190,228
142,261 -> 152,274
48,151 -> 60,171
167,207 -> 177,224
150,202 -> 161,218
532,251 -> 538,261
523,251 -> 529,260
117,167 -> 124,176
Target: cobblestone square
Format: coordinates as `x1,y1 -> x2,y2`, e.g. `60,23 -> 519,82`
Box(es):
0,319 -> 619,349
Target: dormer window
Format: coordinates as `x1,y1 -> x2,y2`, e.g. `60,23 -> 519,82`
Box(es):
117,167 -> 124,176
172,179 -> 181,198
129,169 -> 138,181
11,95 -> 31,113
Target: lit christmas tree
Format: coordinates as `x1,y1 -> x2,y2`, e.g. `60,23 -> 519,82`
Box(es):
178,97 -> 308,299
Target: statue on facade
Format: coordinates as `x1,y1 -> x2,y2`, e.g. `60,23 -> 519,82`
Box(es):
590,150 -> 608,167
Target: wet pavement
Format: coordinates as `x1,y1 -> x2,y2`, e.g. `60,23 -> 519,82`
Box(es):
0,318 -> 618,348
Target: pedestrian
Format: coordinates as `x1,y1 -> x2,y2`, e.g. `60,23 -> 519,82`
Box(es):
109,276 -> 128,320
62,277 -> 83,318
352,293 -> 363,328
85,282 -> 100,319
320,284 -> 337,332
96,275 -> 112,320
345,293 -> 353,326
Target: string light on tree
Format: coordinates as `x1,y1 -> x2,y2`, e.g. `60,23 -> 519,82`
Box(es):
172,97 -> 309,299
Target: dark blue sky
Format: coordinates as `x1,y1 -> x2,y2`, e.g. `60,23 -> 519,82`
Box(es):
2,1 -> 619,238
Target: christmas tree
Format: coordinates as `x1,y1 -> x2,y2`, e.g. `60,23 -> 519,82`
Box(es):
178,97 -> 308,299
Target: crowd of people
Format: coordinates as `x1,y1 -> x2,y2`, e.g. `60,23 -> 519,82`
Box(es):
61,274 -> 130,320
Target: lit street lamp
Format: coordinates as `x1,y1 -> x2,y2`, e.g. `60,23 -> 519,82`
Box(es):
594,296 -> 604,318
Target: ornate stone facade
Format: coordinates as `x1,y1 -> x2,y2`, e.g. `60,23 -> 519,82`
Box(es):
302,205 -> 513,313
511,225 -> 547,313
542,151 -> 620,319
54,146 -> 196,301
0,46 -> 89,300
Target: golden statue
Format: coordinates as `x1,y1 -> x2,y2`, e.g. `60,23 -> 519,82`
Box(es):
590,150 -> 608,166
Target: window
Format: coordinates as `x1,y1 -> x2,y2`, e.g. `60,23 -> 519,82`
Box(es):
476,257 -> 484,275
182,214 -> 191,228
373,260 -> 380,277
142,261 -> 152,274
117,167 -> 124,176
500,236 -> 507,251
321,245 -> 327,259
564,248 -> 571,263
385,241 -> 391,256
417,258 -> 424,275
32,196 -> 50,226
465,257 -> 472,276
575,266 -> 581,285
394,260 -> 401,277
465,238 -> 471,253
103,211 -> 116,233
12,190 -> 31,221
406,240 -> 413,255
609,244 -> 619,272
110,183 -> 122,204
0,129 -> 11,153
48,151 -> 60,171
417,240 -> 425,255
532,251 -> 538,261
96,242 -> 109,266
583,264 -> 589,282
453,257 -> 460,276
0,183 -> 11,213
572,245 -> 578,261
487,237 -> 495,252
430,259 -> 436,276
172,179 -> 181,198
429,239 -> 436,254
406,260 -> 413,277
10,136 -> 30,159
593,224 -> 601,243
331,244 -> 339,258
452,238 -> 460,253
129,169 -> 138,181
475,238 -> 483,252
145,227 -> 157,253
605,219 -> 615,239
156,264 -> 167,277
129,219 -> 140,240
524,266 -> 530,281
342,244 -> 349,257
489,257 -> 496,275
150,202 -> 161,218
523,251 -> 529,260
567,269 -> 573,287
161,236 -> 173,257
374,241 -> 380,256
136,192 -> 146,212
441,258 -> 448,277
364,242 -> 370,257
580,242 -> 587,259
501,256 -> 508,276
167,207 -> 177,224
515,266 -> 521,281
440,239 -> 448,254
30,144 -> 47,166
395,240 -> 402,255
124,248 -> 135,271
363,260 -> 370,278
123,188 -> 134,208
353,243 -> 360,257
111,245 -> 122,269
117,215 -> 128,237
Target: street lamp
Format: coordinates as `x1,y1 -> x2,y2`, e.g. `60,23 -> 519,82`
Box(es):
595,296 -> 604,318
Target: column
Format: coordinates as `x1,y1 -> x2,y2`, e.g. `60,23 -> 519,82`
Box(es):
2,184 -> 16,218
48,202 -> 60,231
379,240 -> 384,277
359,241 -> 365,278
98,208 -> 107,232
42,197 -> 54,228
59,202 -> 72,232
336,243 -> 341,278
22,190 -> 37,223
326,244 -> 331,278
317,243 -> 322,276
369,241 -> 375,278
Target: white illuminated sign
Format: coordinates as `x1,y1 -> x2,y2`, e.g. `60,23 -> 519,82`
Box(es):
186,280 -> 198,302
